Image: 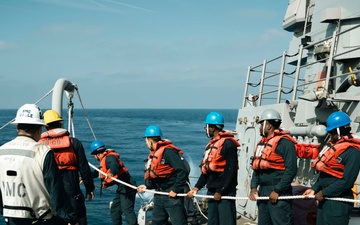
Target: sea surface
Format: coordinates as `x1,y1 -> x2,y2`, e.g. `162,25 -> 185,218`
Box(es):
0,108 -> 238,225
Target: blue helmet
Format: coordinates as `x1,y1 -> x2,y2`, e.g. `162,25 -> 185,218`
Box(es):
326,111 -> 352,132
90,140 -> 105,155
144,125 -> 163,137
204,112 -> 224,125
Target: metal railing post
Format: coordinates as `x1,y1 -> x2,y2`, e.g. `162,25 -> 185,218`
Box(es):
258,60 -> 267,106
325,30 -> 338,90
292,45 -> 304,101
242,66 -> 252,108
277,51 -> 287,103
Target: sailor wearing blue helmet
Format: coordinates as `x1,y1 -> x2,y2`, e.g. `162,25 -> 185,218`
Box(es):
137,125 -> 189,225
90,140 -> 137,225
304,111 -> 360,225
187,112 -> 240,225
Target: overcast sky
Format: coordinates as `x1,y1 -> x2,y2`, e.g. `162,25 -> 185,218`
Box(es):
0,0 -> 292,109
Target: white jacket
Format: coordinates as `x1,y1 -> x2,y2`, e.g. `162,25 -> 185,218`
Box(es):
0,136 -> 54,219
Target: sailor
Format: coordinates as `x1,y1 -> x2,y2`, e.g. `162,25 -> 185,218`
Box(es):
137,125 -> 188,225
304,111 -> 360,225
39,110 -> 95,225
0,104 -> 78,225
248,109 -> 297,225
90,140 -> 137,225
187,112 -> 240,225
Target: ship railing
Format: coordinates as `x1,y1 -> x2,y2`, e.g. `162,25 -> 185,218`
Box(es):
242,23 -> 360,108
293,24 -> 360,100
242,52 -> 288,108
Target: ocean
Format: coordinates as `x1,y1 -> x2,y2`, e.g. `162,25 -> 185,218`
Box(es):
0,108 -> 238,225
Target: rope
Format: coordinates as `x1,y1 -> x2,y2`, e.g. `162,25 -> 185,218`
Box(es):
75,89 -> 97,140
88,162 -> 360,203
281,88 -> 294,94
248,81 -> 261,87
35,88 -> 54,105
0,119 -> 16,131
89,163 -> 137,189
0,88 -> 53,131
185,181 -> 208,220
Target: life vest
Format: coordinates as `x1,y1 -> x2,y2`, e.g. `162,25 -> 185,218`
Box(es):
312,134 -> 360,178
144,139 -> 184,180
252,129 -> 297,171
0,136 -> 54,220
39,128 -> 78,171
99,149 -> 129,187
200,131 -> 240,174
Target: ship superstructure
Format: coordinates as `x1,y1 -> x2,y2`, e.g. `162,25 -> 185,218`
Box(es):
235,0 -> 360,223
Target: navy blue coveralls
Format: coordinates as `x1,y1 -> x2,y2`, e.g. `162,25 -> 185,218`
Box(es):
145,148 -> 189,225
250,138 -> 297,225
312,146 -> 360,225
194,139 -> 239,225
61,138 -> 95,225
104,154 -> 137,225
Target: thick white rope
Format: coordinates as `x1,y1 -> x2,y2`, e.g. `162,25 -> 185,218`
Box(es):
88,163 -> 360,203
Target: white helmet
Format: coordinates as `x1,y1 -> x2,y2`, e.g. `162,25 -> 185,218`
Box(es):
259,109 -> 282,123
12,104 -> 46,125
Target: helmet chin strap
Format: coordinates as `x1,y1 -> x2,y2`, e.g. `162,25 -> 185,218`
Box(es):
337,127 -> 340,140
145,137 -> 153,151
206,124 -> 211,138
262,120 -> 267,137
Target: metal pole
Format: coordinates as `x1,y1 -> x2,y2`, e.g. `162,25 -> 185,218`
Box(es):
277,51 -> 287,103
324,30 -> 338,90
292,45 -> 304,101
258,60 -> 267,106
242,66 -> 252,108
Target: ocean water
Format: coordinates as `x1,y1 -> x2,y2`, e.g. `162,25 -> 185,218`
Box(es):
0,108 -> 238,225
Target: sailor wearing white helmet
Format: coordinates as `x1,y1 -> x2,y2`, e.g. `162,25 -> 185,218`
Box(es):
0,104 -> 78,225
248,109 -> 297,225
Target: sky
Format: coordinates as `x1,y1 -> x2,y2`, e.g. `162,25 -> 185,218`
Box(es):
0,0 -> 293,109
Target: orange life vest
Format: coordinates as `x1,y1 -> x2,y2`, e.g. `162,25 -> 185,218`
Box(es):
252,129 -> 297,171
312,134 -> 360,178
39,128 -> 78,171
200,131 -> 240,174
144,139 -> 184,180
100,149 -> 129,187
